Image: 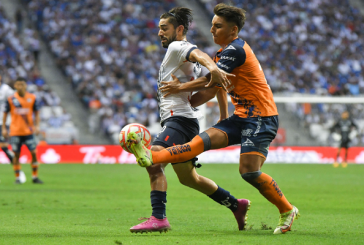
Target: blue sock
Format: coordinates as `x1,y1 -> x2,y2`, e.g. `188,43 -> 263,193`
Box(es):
2,147 -> 13,163
208,186 -> 238,212
151,190 -> 167,219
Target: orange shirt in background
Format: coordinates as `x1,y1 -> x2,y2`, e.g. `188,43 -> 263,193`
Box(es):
6,92 -> 39,136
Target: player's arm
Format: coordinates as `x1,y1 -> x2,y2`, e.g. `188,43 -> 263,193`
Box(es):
351,120 -> 358,130
2,112 -> 7,134
33,98 -> 40,135
188,49 -> 233,90
216,88 -> 228,121
160,73 -> 211,97
190,86 -> 220,108
330,121 -> 339,133
34,111 -> 40,135
2,99 -> 11,137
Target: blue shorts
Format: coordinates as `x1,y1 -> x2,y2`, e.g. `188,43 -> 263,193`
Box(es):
212,115 -> 278,158
154,116 -> 199,148
10,135 -> 37,153
153,116 -> 199,164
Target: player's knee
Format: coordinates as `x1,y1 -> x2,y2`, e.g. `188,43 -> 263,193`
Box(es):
241,171 -> 262,184
147,164 -> 166,179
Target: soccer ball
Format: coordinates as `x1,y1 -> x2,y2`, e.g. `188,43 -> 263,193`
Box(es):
119,123 -> 151,153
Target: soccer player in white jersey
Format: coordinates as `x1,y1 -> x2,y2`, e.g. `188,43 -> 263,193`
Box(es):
0,72 -> 15,164
129,7 -> 250,234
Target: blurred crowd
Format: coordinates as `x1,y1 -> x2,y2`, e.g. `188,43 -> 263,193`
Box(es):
286,102 -> 364,146
202,0 -> 364,145
0,4 -> 75,137
202,0 -> 364,95
27,0 -> 214,142
23,0 -> 364,145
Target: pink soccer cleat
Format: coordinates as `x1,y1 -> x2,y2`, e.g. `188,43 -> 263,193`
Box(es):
233,199 -> 251,230
130,216 -> 171,234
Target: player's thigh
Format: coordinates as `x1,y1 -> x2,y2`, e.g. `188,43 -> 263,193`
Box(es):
209,115 -> 242,149
9,136 -> 22,153
172,160 -> 197,182
24,135 -> 37,152
239,116 -> 278,171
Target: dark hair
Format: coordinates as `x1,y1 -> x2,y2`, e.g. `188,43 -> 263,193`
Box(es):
16,77 -> 27,82
214,3 -> 246,32
160,7 -> 193,35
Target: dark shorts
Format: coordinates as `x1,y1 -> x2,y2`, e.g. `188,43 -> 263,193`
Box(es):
154,116 -> 199,164
340,140 -> 350,149
10,135 -> 37,153
212,114 -> 278,158
0,126 -> 9,143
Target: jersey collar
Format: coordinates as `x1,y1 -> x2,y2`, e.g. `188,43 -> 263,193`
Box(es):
216,37 -> 239,54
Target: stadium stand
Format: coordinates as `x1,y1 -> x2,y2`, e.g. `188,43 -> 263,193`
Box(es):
26,0 -> 215,143
199,0 -> 364,146
0,3 -> 78,144
25,0 -> 364,145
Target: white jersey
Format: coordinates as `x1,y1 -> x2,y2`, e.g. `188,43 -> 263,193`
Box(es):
158,41 -> 208,123
0,83 -> 14,126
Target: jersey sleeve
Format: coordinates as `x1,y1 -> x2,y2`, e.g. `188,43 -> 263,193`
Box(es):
33,96 -> 40,112
4,98 -> 11,113
168,41 -> 197,64
216,43 -> 246,73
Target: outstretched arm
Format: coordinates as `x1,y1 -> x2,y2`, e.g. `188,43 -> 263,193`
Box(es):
216,88 -> 228,122
2,112 -> 8,138
190,86 -> 220,108
188,49 -> 234,90
160,73 -> 211,97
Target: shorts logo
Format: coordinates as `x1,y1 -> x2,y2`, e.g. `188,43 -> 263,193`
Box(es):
242,129 -> 253,137
242,139 -> 255,147
225,45 -> 236,50
253,117 -> 262,137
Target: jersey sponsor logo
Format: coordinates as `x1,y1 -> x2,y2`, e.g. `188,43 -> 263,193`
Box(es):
217,62 -> 230,70
226,84 -> 235,93
15,108 -> 30,115
225,45 -> 236,50
242,139 -> 255,147
220,56 -> 236,61
166,144 -> 192,156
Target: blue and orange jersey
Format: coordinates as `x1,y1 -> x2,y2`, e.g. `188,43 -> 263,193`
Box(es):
5,92 -> 39,136
213,38 -> 278,118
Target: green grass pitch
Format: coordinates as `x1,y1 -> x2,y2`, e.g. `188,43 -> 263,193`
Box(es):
0,163 -> 363,245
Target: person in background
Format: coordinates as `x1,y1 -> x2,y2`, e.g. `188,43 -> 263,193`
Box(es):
331,111 -> 358,168
2,77 -> 43,184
